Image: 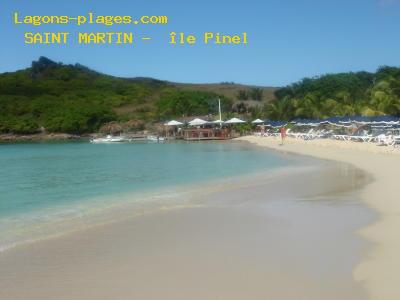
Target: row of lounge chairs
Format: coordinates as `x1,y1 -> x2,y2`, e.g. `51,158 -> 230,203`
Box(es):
332,133 -> 400,146
256,128 -> 331,139
255,129 -> 400,148
286,129 -> 332,140
332,134 -> 374,143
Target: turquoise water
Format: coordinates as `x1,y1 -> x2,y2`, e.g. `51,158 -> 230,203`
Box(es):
0,141 -> 296,250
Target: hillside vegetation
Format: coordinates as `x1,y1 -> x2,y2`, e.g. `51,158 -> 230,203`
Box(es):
1,57 -> 263,134
1,57 -> 400,135
267,67 -> 400,120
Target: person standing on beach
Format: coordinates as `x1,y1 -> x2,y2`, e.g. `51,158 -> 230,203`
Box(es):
280,126 -> 287,145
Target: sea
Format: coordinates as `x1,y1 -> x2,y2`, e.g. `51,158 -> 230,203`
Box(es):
0,140 -> 297,251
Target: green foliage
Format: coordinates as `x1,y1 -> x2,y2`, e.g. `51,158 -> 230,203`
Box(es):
233,123 -> 252,132
249,105 -> 264,119
0,57 -> 236,134
267,68 -> 400,120
237,88 -> 263,101
237,90 -> 249,100
0,57 -> 170,134
43,105 -> 117,134
232,102 -> 248,114
0,116 -> 39,134
3,57 -> 400,133
250,88 -> 263,101
155,89 -> 232,119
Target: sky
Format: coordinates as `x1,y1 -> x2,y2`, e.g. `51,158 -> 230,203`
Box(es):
0,0 -> 400,86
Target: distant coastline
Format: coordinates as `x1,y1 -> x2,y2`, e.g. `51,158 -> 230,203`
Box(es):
2,57 -> 399,140
0,133 -> 86,142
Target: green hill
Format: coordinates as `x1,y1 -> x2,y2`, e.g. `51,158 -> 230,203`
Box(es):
0,57 -> 275,134
2,57 -> 399,135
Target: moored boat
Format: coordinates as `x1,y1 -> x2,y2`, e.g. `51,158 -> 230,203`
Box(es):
147,135 -> 165,142
90,135 -> 127,143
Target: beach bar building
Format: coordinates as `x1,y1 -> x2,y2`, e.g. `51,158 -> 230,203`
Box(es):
183,127 -> 230,141
181,118 -> 231,140
164,99 -> 248,141
180,117 -> 248,140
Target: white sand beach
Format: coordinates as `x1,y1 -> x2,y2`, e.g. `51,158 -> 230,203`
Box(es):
240,135 -> 400,300
0,147 -> 373,300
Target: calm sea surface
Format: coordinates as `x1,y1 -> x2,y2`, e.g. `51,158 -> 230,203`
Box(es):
0,141 -> 375,300
0,141 -> 296,250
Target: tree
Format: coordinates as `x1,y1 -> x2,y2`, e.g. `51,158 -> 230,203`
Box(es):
237,90 -> 249,100
250,88 -> 263,101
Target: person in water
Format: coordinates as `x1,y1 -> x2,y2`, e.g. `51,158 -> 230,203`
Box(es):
280,126 -> 287,145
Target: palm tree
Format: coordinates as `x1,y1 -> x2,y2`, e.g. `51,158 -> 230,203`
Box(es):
370,79 -> 400,115
294,93 -> 322,119
265,98 -> 288,120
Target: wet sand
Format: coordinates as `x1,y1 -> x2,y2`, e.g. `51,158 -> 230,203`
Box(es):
241,135 -> 400,300
0,158 -> 373,300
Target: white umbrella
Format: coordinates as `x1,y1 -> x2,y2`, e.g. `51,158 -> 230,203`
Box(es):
251,119 -> 264,124
189,118 -> 208,126
225,117 -> 246,124
164,120 -> 183,126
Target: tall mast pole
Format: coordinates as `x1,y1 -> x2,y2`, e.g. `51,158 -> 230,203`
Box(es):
218,98 -> 222,128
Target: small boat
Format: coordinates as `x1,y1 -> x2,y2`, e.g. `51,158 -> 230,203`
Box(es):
147,135 -> 165,142
90,135 -> 127,143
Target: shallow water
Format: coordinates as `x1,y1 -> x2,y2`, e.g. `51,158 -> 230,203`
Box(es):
0,157 -> 374,300
0,141 -> 301,251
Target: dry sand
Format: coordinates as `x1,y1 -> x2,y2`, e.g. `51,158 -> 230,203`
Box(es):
0,154 -> 372,300
240,135 -> 400,300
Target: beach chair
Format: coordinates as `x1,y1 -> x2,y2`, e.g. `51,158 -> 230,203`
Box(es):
320,130 -> 333,139
350,134 -> 373,143
299,129 -> 314,140
286,128 -> 294,137
292,132 -> 303,139
393,136 -> 400,148
286,128 -> 301,139
376,134 -> 395,146
303,129 -> 316,140
309,129 -> 330,140
333,134 -> 352,141
306,129 -> 326,140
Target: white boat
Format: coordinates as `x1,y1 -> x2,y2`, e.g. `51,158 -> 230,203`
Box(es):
90,135 -> 127,143
147,135 -> 165,142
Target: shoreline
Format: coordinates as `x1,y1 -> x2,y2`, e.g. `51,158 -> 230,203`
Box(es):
0,147 -> 372,300
0,163 -> 313,254
0,133 -> 85,142
0,132 -> 153,143
239,135 -> 400,300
